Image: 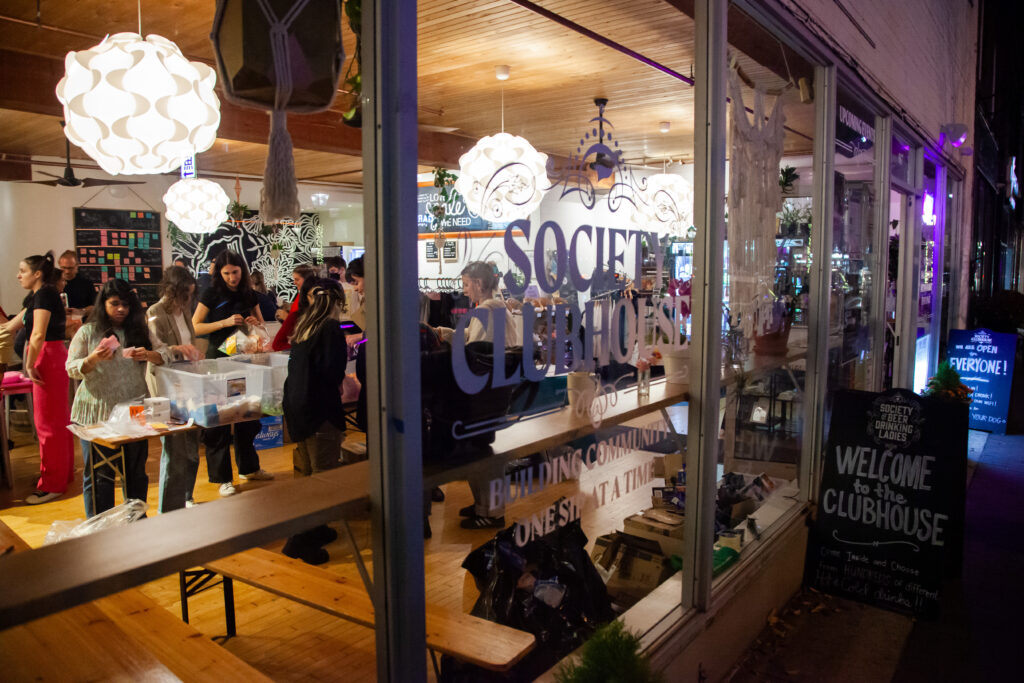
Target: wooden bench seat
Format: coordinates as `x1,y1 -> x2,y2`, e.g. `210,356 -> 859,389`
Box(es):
199,547 -> 536,673
0,520 -> 272,682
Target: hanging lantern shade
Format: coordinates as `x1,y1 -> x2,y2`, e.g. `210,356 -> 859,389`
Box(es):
211,0 -> 345,223
163,178 -> 231,234
454,132 -> 549,223
633,173 -> 694,236
56,33 -> 220,176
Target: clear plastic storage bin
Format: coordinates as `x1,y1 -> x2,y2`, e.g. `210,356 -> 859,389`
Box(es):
227,351 -> 289,416
153,358 -> 264,427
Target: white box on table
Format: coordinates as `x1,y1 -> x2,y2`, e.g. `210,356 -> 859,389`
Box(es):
153,358 -> 263,427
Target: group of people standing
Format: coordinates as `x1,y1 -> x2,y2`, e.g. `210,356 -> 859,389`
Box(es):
1,249 -> 365,537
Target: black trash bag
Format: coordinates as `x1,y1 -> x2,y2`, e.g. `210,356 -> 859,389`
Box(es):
441,515 -> 614,682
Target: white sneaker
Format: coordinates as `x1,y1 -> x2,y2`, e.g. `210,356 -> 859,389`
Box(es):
239,469 -> 274,481
185,498 -> 197,508
219,482 -> 238,497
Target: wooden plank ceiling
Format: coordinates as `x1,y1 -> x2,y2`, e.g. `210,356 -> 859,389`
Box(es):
0,0 -> 815,185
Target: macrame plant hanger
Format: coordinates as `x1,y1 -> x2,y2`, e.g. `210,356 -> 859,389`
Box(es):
211,0 -> 346,224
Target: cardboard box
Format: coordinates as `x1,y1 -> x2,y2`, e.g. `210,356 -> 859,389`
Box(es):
623,510 -> 685,557
605,536 -> 672,605
254,415 -> 284,450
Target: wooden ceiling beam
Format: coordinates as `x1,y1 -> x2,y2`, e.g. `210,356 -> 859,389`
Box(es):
0,48 -> 480,167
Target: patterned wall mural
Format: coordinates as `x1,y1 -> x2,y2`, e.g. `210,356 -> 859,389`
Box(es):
170,212 -> 322,303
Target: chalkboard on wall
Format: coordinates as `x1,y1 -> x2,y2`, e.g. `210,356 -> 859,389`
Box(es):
805,389 -> 967,619
74,208 -> 162,305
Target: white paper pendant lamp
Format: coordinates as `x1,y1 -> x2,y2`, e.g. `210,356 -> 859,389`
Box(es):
633,173 -> 694,236
163,178 -> 230,234
455,132 -> 549,223
56,33 -> 221,176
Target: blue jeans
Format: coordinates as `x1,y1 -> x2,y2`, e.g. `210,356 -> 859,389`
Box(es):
81,438 -> 149,518
158,430 -> 201,513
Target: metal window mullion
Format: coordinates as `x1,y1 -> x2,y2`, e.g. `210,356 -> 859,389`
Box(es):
802,64 -> 836,504
682,0 -> 726,612
871,116 -> 893,391
363,0 -> 427,680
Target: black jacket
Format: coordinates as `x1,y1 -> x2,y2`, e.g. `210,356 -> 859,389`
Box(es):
283,322 -> 348,441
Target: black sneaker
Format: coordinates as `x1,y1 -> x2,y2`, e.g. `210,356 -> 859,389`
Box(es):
431,487 -> 446,502
460,515 -> 505,530
458,504 -> 476,518
306,524 -> 338,547
282,535 -> 329,565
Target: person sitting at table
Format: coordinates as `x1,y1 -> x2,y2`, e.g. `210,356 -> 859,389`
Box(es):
145,266 -> 203,512
67,279 -> 171,517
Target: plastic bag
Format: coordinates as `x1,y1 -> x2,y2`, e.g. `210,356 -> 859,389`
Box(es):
219,327 -> 271,356
43,499 -> 148,544
104,397 -> 156,436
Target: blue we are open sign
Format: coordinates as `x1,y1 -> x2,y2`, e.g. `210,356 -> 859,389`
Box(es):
946,328 -> 1017,434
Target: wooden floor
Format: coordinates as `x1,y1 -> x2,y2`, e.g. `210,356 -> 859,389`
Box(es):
0,405 -> 683,681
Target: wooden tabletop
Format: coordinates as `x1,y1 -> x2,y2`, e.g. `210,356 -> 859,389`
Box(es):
0,462 -> 370,630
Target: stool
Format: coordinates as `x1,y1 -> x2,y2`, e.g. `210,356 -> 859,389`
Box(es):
1,371 -> 36,489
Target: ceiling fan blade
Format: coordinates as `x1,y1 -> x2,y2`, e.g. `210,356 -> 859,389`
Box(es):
27,179 -> 62,186
80,177 -> 146,188
35,170 -> 64,180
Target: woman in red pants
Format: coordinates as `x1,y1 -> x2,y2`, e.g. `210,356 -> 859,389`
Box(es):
9,252 -> 75,503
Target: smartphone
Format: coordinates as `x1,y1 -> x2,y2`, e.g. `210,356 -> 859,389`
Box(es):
59,292 -> 69,309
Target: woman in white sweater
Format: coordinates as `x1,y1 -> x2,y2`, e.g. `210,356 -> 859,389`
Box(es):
437,262 -> 518,530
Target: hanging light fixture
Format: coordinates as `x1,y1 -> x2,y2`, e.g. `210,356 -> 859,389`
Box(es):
56,32 -> 220,175
163,177 -> 230,234
454,66 -> 548,223
633,161 -> 694,236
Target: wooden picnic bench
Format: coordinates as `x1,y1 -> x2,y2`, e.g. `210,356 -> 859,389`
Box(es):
184,546 -> 536,675
0,519 -> 272,682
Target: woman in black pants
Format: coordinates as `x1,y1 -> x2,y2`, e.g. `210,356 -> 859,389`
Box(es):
192,251 -> 273,496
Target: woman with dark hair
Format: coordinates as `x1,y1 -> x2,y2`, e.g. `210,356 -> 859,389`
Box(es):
272,263 -> 319,351
146,266 -> 203,512
67,279 -> 170,516
1,252 -> 75,504
192,250 -> 272,495
250,271 -> 278,322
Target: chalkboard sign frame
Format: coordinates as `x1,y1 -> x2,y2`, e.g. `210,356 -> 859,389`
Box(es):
805,388 -> 967,620
74,208 -> 163,305
946,328 -> 1017,434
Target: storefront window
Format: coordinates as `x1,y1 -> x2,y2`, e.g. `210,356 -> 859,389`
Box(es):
828,92 -> 879,392
711,7 -> 817,581
416,2 -> 695,676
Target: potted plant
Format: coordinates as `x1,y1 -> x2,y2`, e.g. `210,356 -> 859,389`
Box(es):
779,165 -> 799,194
228,200 -> 249,222
555,620 -> 663,683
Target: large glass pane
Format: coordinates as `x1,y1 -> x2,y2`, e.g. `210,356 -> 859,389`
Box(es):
828,91 -> 879,392
913,160 -> 942,392
713,8 -> 817,581
416,2 -> 694,675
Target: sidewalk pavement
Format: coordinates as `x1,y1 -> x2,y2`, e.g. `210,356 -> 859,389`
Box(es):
725,430 -> 1024,683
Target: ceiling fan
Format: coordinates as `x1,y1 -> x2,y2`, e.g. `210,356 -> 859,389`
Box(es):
23,122 -> 145,188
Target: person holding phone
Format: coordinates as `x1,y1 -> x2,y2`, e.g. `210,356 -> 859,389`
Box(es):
193,250 -> 273,496
67,279 -> 170,517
